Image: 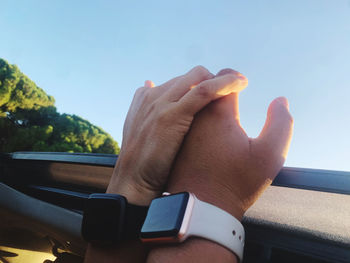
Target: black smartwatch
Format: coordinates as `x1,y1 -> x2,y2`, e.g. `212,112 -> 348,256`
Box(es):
81,193 -> 148,246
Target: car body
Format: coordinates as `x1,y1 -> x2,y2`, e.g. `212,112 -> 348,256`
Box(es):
0,152 -> 349,262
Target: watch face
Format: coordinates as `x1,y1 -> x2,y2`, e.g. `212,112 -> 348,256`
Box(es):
140,192 -> 189,239
81,194 -> 126,244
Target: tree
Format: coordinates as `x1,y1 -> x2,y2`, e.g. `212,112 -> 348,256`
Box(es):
0,58 -> 120,154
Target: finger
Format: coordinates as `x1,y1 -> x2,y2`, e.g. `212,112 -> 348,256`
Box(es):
149,76 -> 183,98
144,80 -> 155,88
211,69 -> 248,121
163,65 -> 214,102
216,68 -> 240,77
175,73 -> 248,116
216,68 -> 247,83
158,76 -> 182,89
209,93 -> 241,123
255,97 -> 294,161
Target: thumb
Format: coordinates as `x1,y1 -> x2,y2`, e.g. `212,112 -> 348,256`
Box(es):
256,97 -> 294,162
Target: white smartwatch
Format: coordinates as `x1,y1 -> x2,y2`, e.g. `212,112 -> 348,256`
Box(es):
140,192 -> 245,262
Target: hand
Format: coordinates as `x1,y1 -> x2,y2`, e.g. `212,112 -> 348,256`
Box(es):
166,69 -> 294,220
107,66 -> 248,205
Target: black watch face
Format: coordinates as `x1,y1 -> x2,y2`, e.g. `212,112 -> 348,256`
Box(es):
140,192 -> 189,239
82,194 -> 126,244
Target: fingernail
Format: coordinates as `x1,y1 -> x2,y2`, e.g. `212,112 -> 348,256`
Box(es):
216,68 -> 238,77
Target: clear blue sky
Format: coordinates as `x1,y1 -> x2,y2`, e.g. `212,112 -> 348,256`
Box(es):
1,0 -> 350,171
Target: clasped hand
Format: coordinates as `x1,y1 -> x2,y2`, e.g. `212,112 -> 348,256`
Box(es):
107,66 -> 293,220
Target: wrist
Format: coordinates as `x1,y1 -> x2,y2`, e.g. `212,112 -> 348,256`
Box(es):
106,178 -> 159,206
167,176 -> 245,221
147,237 -> 237,263
143,192 -> 243,262
107,162 -> 160,206
196,187 -> 245,221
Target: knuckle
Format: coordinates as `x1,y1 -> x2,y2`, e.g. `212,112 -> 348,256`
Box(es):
135,86 -> 154,102
135,86 -> 147,96
192,65 -> 211,79
155,107 -> 171,125
195,82 -> 212,98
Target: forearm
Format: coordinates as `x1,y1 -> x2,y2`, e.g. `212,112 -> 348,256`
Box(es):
85,241 -> 147,263
147,238 -> 237,263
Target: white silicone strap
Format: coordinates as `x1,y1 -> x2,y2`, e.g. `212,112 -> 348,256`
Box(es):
185,194 -> 245,262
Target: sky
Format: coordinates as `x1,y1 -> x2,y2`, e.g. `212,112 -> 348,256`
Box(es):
1,0 -> 350,171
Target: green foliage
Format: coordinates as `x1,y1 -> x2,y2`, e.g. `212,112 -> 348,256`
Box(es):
0,58 -> 120,154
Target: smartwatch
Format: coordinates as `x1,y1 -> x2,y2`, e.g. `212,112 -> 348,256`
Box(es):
81,193 -> 148,246
140,192 -> 245,262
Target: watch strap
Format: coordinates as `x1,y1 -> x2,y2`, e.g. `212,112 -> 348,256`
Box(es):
123,203 -> 149,240
186,195 -> 245,262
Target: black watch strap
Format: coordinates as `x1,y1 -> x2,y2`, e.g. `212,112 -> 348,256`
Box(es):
81,193 -> 149,245
123,203 -> 149,240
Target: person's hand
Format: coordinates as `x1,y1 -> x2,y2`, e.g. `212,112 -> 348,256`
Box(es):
166,69 -> 294,220
107,66 -> 248,205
